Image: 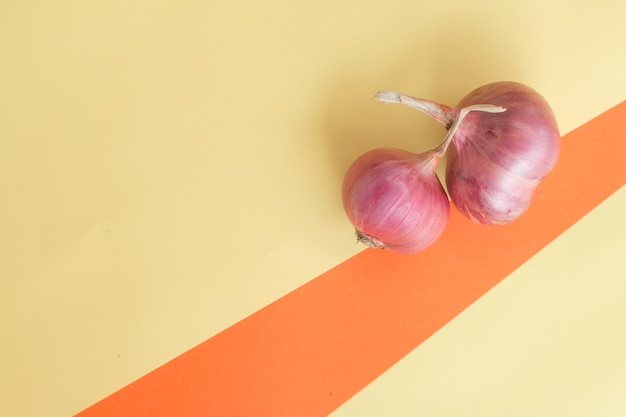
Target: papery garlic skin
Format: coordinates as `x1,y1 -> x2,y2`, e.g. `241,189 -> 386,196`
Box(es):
342,148 -> 450,254
446,82 -> 560,225
342,102 -> 506,253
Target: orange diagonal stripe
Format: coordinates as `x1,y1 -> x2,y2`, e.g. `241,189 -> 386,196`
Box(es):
76,101 -> 626,417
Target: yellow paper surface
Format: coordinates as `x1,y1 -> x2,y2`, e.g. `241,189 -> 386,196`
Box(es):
1,1 -> 625,416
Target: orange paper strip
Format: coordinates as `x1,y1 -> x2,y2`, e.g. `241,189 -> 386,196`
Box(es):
76,101 -> 626,417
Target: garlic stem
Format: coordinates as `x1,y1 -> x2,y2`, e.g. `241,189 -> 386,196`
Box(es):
375,91 -> 454,126
375,89 -> 505,160
434,104 -> 506,156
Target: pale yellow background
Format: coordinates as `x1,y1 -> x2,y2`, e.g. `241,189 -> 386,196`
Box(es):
1,1 -> 625,416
